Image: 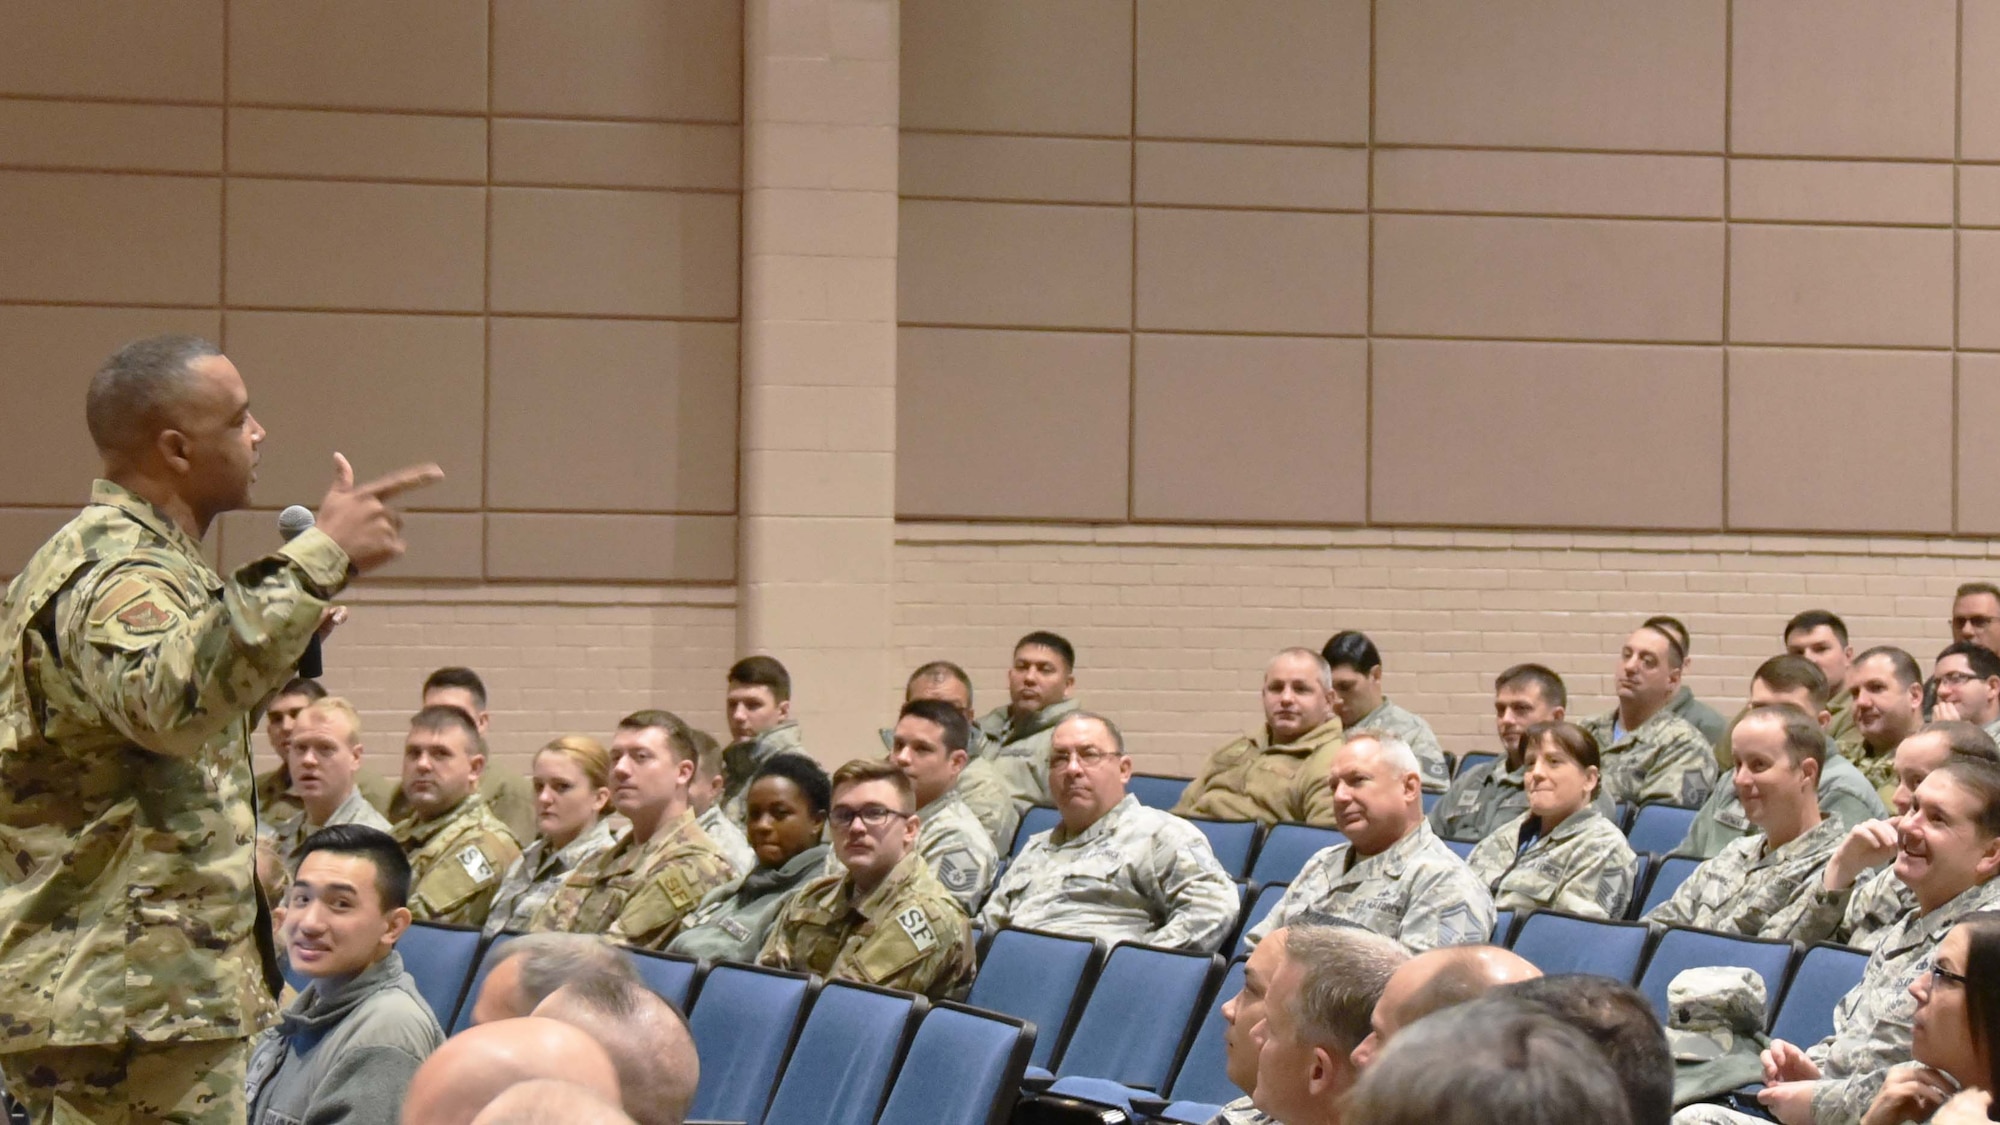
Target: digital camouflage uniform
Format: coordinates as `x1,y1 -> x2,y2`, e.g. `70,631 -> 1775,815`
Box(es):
1786,860 -> 1918,953
394,793 -> 521,929
1581,709 -> 1719,807
1710,692 -> 1865,770
979,794 -> 1239,953
1667,967 -> 1772,1110
697,803 -> 757,876
1666,686 -> 1729,748
760,851 -> 976,1000
1645,817 -> 1847,939
913,788 -> 999,914
266,786 -> 394,862
1206,1096 -> 1276,1125
1350,700 -> 1451,793
1839,740 -> 1900,809
481,817 -> 620,937
530,809 -> 735,949
1677,748 -> 1886,860
258,765 -> 396,834
720,721 -> 807,824
1429,755 -> 1617,843
975,698 -> 1082,808
1244,821 -> 1495,951
388,767 -> 537,850
0,480 -> 347,1123
1467,808 -> 1638,920
877,724 -> 1019,852
1170,718 -> 1343,826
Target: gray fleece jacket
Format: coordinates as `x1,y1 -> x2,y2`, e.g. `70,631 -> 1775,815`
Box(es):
245,949 -> 443,1125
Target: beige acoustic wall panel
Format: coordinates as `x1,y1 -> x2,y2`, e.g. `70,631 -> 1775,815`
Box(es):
229,109 -> 487,183
1136,210 -> 1367,335
1729,225 -> 1954,348
492,0 -> 741,121
1375,0 -> 1726,151
1371,340 -> 1724,529
1968,0 -> 2000,160
899,200 -> 1133,329
1135,0 -> 1369,143
1731,0 -> 1956,159
0,172 -> 220,306
1132,335 -> 1366,524
1961,354 -> 2000,534
0,101 -> 222,174
225,180 -> 486,312
0,0 -> 223,101
1962,233 -> 2000,351
490,189 -> 741,319
229,0 -> 488,113
1372,151 -> 1723,220
493,121 -> 742,192
487,514 -> 735,582
902,0 -> 1132,136
1727,348 -> 1953,534
897,328 -> 1130,520
217,510 -> 484,581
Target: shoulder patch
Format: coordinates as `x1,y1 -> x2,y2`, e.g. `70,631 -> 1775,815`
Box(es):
896,906 -> 938,953
116,599 -> 173,633
935,849 -> 981,895
457,845 -> 495,884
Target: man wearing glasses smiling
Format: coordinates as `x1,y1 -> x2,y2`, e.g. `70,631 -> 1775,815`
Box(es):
760,760 -> 975,999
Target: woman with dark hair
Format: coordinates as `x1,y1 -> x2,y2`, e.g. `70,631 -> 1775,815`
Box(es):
1467,720 -> 1638,919
667,754 -> 832,963
1864,910 -> 2000,1123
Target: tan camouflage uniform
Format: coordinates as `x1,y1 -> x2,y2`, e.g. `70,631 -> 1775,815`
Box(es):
1351,700 -> 1451,793
393,793 -> 521,928
1581,709 -> 1719,807
1645,817 -> 1847,939
529,809 -> 735,949
481,817 -> 620,937
720,721 -> 807,824
1170,718 -> 1344,826
760,851 -> 976,1000
1786,860 -> 1918,953
975,698 -> 1082,807
1467,808 -> 1638,920
1839,741 -> 1899,809
978,794 -> 1239,953
1427,755 -> 1527,842
1244,821 -> 1495,951
1678,749 -> 1886,859
0,480 -> 347,1123
261,765 -> 397,833
697,804 -> 757,876
388,767 -> 538,848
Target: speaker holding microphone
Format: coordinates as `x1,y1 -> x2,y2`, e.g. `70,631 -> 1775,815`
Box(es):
279,505 -> 325,678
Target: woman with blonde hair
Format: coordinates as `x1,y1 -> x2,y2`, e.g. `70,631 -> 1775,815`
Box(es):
483,736 -> 619,936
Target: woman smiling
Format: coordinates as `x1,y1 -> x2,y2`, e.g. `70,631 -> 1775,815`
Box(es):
1467,721 -> 1638,919
1863,911 -> 2000,1124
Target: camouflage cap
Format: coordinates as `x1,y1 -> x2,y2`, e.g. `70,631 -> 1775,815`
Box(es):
1666,966 -> 1770,1063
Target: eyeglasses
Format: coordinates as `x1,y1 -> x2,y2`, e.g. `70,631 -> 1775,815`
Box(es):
829,804 -> 911,830
1953,615 -> 1998,632
1936,671 -> 1987,687
1926,962 -> 1970,989
1047,748 -> 1119,770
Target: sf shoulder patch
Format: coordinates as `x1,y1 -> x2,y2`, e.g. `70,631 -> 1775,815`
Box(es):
457,845 -> 495,885
896,906 -> 938,953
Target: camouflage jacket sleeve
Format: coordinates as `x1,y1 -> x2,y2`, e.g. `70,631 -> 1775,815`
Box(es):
612,851 -> 739,950
1540,839 -> 1637,921
756,910 -> 798,969
1144,824 -> 1242,954
1638,728 -> 1721,807
61,532 -> 348,759
1396,861 -> 1497,951
1784,879 -> 1857,948
844,901 -> 976,1000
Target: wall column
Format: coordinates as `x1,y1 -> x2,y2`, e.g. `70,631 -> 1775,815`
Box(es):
738,0 -> 901,758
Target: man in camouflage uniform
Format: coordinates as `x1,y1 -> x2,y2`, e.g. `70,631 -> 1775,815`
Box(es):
1430,663 -> 1568,842
266,697 -> 393,861
1205,925 -> 1295,1125
1322,630 -> 1451,792
0,335 -> 436,1123
392,706 -> 522,928
717,656 -> 808,823
385,666 -> 536,844
1679,656 -> 1886,860
256,676 -> 325,826
533,710 -> 734,948
1646,707 -> 1847,939
1172,647 -> 1343,825
1245,733 -> 1495,951
976,630 -> 1085,808
1647,615 -> 1730,747
1674,757 -> 2000,1125
687,727 -> 756,875
1580,623 -> 1718,806
761,761 -> 975,999
1846,647 -> 1926,805
980,712 -> 1239,952
1784,610 -> 1865,759
885,660 -> 1018,852
885,698 -> 999,912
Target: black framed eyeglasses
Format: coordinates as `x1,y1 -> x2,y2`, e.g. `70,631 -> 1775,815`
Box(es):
1927,962 -> 1970,989
829,805 -> 911,830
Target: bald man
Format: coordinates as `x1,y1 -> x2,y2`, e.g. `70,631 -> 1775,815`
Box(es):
1348,944 -> 1543,1070
470,1080 -> 636,1125
400,1018 -> 621,1125
535,975 -> 700,1125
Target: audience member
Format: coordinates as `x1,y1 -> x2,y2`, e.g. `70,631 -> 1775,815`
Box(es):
685,727 -> 755,874
468,1079 -> 636,1125
671,755 -> 833,962
976,630 -> 1084,806
467,932 -> 638,1026
888,661 -> 1019,850
1505,974 -> 1675,1125
760,760 -> 975,998
1430,663 -> 1569,841
718,656 -> 807,822
1246,733 -> 1494,950
1173,647 -> 1343,825
1348,944 -> 1542,1070
385,666 -> 537,843
1321,630 -> 1450,792
266,697 -> 393,860
1858,911 -> 2000,1125
1249,923 -> 1409,1125
1647,706 -> 1844,938
531,711 -> 734,948
1208,926 -> 1294,1125
1579,623 -> 1718,807
885,698 -> 1000,910
1344,999 -> 1636,1125
400,1018 -> 621,1125
1952,584 -> 2000,657
535,972 -> 700,1125
979,712 -> 1239,952
1647,615 -> 1729,747
1466,721 -> 1637,919
247,825 -> 441,1125
1784,610 -> 1863,757
1848,646 -> 1927,804
257,676 -> 329,825
392,705 -> 522,927
1932,641 -> 2000,742
483,736 -> 620,936
1679,656 -> 1886,860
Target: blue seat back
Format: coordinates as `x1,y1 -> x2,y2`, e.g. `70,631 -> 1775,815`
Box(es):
630,947 -> 701,1011
968,928 -> 1102,1069
1185,817 -> 1259,879
1639,927 -> 1796,1022
1770,944 -> 1869,1045
1456,751 -> 1497,778
1012,806 -> 1061,858
1235,882 -> 1289,956
1628,803 -> 1699,855
1614,801 -> 1635,830
1129,774 -> 1192,810
397,922 -> 485,1028
1492,908 -> 1516,943
1165,957 -> 1247,1106
765,981 -> 923,1125
687,963 -> 815,1125
1508,911 -> 1649,981
1641,855 -> 1704,916
1421,791 -> 1440,815
1055,945 -> 1218,1090
1248,824 -> 1343,886
450,932 -> 519,1033
1442,837 -> 1475,860
878,1004 -> 1035,1125
1625,854 -> 1654,919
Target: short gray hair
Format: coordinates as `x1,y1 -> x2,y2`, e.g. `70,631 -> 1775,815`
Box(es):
1344,732 -> 1422,778
1344,998 -> 1633,1125
1272,647 -> 1335,693
1282,924 -> 1409,1054
86,334 -> 220,457
490,933 -> 638,1012
1057,710 -> 1126,756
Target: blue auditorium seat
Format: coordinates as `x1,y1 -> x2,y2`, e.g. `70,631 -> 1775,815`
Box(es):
968,928 -> 1105,1070
1184,816 -> 1260,879
628,946 -> 702,1011
1044,944 -> 1220,1092
1235,882 -> 1289,956
450,931 -> 519,1033
1129,774 -> 1193,810
1248,824 -> 1344,886
877,1003 -> 1035,1125
396,921 -> 485,1028
1508,910 -> 1649,981
765,980 -> 925,1125
1638,926 -> 1795,1022
686,962 -> 816,1125
1640,854 -> 1704,916
1012,805 -> 1061,858
1627,803 -> 1700,855
1769,943 -> 1869,1046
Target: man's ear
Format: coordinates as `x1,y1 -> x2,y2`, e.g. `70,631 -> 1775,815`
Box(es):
467,752 -> 486,785
1551,705 -> 1566,723
776,699 -> 793,723
383,905 -> 412,946
1975,835 -> 2000,881
157,428 -> 193,473
1305,1044 -> 1347,1097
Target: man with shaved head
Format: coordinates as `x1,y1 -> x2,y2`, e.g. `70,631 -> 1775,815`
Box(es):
1348,944 -> 1542,1070
1173,648 -> 1345,825
534,973 -> 700,1125
400,1018 -> 621,1125
468,933 -> 638,1026
471,1080 -> 636,1125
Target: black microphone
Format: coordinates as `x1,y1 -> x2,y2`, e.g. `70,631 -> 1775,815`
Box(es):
279,505 -> 324,679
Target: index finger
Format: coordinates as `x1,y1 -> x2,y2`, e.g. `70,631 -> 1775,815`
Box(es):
356,462 -> 445,500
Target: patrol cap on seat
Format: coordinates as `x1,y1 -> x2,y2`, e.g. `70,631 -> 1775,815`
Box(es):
1665,966 -> 1769,1063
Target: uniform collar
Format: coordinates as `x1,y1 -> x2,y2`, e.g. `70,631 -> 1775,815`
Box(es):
1250,717 -> 1345,754
1350,817 -> 1435,877
1050,792 -> 1137,848
995,698 -> 1082,741
400,792 -> 485,845
89,478 -> 215,579
917,787 -> 966,822
847,850 -> 927,921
